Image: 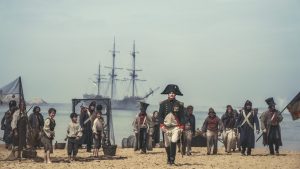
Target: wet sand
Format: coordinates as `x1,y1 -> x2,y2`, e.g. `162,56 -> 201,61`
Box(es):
0,145 -> 299,169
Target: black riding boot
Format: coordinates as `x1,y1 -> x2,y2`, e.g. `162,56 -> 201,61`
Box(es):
165,147 -> 171,164
170,142 -> 177,165
247,148 -> 251,156
275,144 -> 279,155
269,144 -> 275,155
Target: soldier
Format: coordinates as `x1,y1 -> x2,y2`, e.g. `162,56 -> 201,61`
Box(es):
41,108 -> 56,163
201,108 -> 223,155
221,105 -> 238,153
236,100 -> 260,156
28,106 -> 44,149
260,97 -> 283,155
159,84 -> 185,165
11,101 -> 28,161
1,100 -> 17,149
133,102 -> 152,153
183,105 -> 196,156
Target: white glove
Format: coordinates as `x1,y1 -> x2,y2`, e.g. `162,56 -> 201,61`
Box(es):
263,129 -> 267,133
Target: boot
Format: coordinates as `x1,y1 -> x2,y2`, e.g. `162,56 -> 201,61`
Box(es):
165,147 -> 171,164
170,142 -> 177,165
246,148 -> 251,156
241,147 -> 246,156
275,145 -> 279,155
269,144 -> 275,155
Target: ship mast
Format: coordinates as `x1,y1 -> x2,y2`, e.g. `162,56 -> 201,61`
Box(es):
106,37 -> 120,100
95,63 -> 106,96
131,41 -> 137,97
128,41 -> 145,97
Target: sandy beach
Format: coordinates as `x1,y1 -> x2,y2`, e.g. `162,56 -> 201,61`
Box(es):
0,145 -> 299,169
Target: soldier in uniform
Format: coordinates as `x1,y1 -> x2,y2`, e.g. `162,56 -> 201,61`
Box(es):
133,102 -> 152,153
159,84 -> 185,165
1,100 -> 17,149
260,97 -> 283,155
236,100 -> 260,156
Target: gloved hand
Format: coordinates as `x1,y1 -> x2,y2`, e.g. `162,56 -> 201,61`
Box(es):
263,129 -> 267,133
256,130 -> 260,134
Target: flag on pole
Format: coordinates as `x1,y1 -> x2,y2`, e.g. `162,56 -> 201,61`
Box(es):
0,76 -> 25,106
287,92 -> 300,121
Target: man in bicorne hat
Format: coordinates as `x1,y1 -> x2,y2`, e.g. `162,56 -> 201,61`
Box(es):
132,102 -> 152,153
260,97 -> 283,155
159,84 -> 185,165
236,100 -> 260,156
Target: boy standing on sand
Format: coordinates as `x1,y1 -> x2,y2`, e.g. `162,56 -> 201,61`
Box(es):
92,105 -> 105,158
66,112 -> 82,161
41,108 -> 56,163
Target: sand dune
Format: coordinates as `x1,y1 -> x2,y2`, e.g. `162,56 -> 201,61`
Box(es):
0,145 -> 299,169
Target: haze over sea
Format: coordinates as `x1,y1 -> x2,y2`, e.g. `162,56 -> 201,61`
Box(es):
1,103 -> 299,151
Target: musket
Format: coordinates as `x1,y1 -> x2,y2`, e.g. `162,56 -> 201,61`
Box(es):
256,106 -> 287,142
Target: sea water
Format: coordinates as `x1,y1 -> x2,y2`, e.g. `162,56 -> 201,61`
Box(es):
0,103 -> 299,151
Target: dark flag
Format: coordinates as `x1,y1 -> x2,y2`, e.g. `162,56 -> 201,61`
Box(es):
287,92 -> 300,121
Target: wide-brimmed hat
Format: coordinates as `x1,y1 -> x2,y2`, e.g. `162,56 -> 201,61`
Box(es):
161,84 -> 183,96
265,97 -> 276,106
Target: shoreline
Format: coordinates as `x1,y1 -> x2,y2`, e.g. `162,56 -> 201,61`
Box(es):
0,145 -> 300,169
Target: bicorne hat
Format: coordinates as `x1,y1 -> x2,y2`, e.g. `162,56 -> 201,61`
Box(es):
161,84 -> 183,96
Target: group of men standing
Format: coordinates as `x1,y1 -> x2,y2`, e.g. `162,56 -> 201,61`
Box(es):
132,84 -> 284,166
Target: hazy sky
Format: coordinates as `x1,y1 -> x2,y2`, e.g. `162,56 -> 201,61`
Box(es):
0,0 -> 299,110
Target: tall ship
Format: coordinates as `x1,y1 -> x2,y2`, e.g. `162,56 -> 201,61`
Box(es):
83,39 -> 158,110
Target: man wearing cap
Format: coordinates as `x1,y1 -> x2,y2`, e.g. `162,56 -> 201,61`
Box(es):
133,102 -> 152,153
260,97 -> 283,155
201,107 -> 223,155
159,84 -> 185,165
1,100 -> 17,149
236,100 -> 260,156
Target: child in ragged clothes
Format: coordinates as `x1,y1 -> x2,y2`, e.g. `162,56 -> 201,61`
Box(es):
66,112 -> 82,162
92,105 -> 105,157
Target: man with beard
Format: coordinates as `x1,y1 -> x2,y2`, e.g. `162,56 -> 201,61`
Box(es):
201,108 -> 223,155
80,101 -> 95,152
221,105 -> 238,153
28,106 -> 44,149
133,102 -> 152,153
159,84 -> 185,165
1,100 -> 17,149
260,97 -> 283,155
237,100 -> 260,156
